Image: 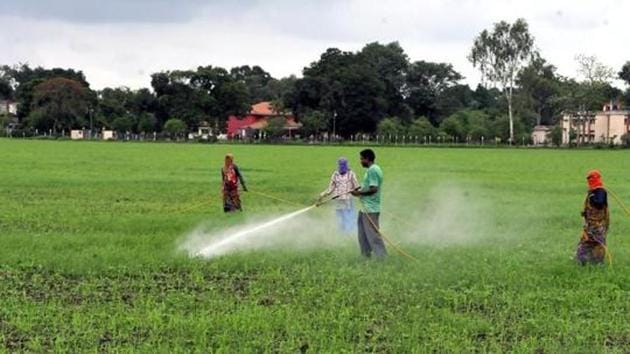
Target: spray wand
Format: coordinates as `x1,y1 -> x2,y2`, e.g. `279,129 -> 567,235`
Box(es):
315,193 -> 344,207
315,189 -> 359,207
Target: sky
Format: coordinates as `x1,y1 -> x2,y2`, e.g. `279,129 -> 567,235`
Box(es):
1,0 -> 629,89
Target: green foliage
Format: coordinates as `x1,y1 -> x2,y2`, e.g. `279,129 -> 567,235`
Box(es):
299,110 -> 328,136
0,114 -> 9,128
27,77 -> 90,133
151,66 -> 250,131
619,61 -> 630,86
405,61 -> 463,124
111,115 -> 135,133
377,117 -> 405,137
440,115 -> 465,140
2,63 -> 91,120
407,117 -> 437,138
469,18 -> 536,142
516,56 -> 562,125
137,112 -> 157,133
163,118 -> 187,138
550,125 -> 563,147
2,42 -> 626,141
264,117 -> 286,139
291,43 -> 407,136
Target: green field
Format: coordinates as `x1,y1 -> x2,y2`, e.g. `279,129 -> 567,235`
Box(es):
2,139 -> 630,352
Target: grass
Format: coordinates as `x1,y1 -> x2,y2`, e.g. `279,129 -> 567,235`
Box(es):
1,138 -> 630,352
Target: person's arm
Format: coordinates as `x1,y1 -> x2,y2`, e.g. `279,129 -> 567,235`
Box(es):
355,186 -> 378,196
351,170 -> 378,196
350,171 -> 359,191
235,165 -> 247,191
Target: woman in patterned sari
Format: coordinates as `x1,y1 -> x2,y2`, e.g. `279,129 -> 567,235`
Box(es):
576,170 -> 609,265
222,154 -> 247,213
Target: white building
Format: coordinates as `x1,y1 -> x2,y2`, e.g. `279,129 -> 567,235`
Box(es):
0,100 -> 18,116
102,130 -> 116,140
71,130 -> 89,140
531,125 -> 551,146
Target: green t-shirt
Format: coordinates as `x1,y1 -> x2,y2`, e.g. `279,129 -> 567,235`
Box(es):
360,164 -> 383,213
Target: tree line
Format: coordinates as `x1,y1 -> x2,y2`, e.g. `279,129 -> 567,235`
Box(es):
1,18 -> 630,142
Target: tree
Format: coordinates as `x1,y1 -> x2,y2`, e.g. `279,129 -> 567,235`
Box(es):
0,71 -> 12,105
97,87 -> 133,129
290,43 -> 407,136
469,18 -> 536,143
112,115 -> 135,133
464,110 -> 493,141
440,115 -> 465,141
2,64 -> 92,121
137,112 -> 157,133
405,61 -> 463,124
266,75 -> 298,103
407,117 -> 437,139
0,77 -> 12,118
163,118 -> 187,139
619,61 -> 630,86
516,56 -> 561,126
377,117 -> 405,139
550,125 -> 563,147
230,65 -> 274,103
299,110 -> 328,136
151,66 -> 250,132
576,54 -> 614,85
265,117 -> 286,139
27,77 -> 90,133
357,42 -> 410,120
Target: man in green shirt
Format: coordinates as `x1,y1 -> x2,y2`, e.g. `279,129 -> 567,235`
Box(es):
351,149 -> 387,258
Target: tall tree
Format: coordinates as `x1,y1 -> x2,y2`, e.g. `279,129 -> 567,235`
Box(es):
405,60 -> 464,124
619,61 -> 630,86
28,77 -> 90,133
290,43 -> 407,136
2,64 -> 91,120
469,18 -> 536,143
358,42 -> 410,120
576,54 -> 615,85
0,69 -> 12,115
516,56 -> 561,125
230,65 -> 274,103
151,66 -> 249,131
620,62 -> 630,107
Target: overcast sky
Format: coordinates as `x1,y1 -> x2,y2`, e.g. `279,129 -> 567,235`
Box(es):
1,0 -> 629,89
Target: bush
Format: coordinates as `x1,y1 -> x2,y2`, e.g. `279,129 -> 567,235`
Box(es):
112,115 -> 135,133
377,117 -> 405,141
163,118 -> 187,139
264,117 -> 286,140
621,134 -> 630,148
550,126 -> 563,147
407,117 -> 437,139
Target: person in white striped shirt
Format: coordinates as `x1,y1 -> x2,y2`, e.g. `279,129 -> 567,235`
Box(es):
319,157 -> 360,235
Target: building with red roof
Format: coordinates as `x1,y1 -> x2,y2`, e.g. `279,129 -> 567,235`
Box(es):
226,101 -> 301,138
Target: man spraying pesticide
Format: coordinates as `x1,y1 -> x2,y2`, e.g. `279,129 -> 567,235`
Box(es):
350,149 -> 387,259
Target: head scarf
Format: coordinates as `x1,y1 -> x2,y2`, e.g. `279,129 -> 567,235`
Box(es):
224,153 -> 234,172
586,170 -> 603,190
338,157 -> 349,175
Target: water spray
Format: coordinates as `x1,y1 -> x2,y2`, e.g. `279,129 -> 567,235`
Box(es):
193,189 -> 348,258
194,205 -> 316,258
